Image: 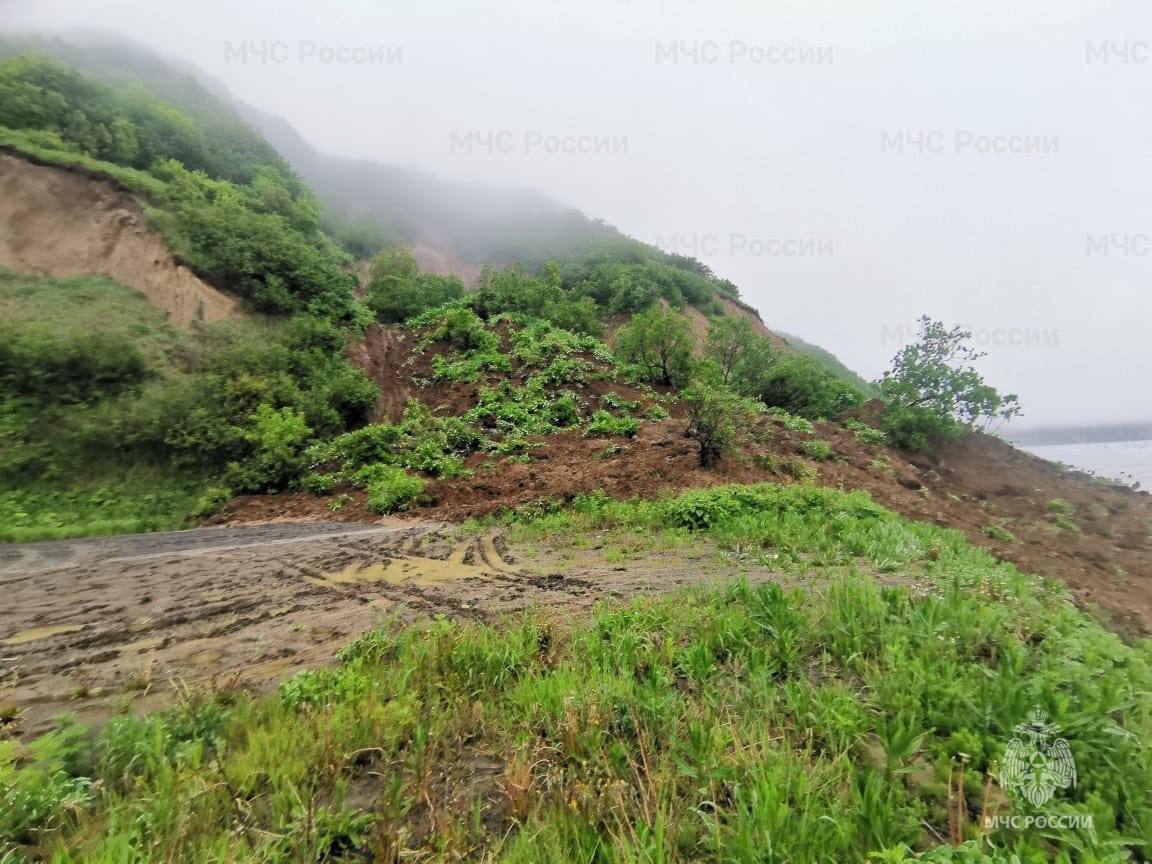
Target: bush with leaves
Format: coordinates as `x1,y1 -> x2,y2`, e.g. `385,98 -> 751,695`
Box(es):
614,307 -> 694,388
876,316 -> 1022,451
0,724 -> 93,846
472,262 -> 601,335
151,159 -> 358,318
306,401 -> 474,483
225,404 -> 312,492
843,418 -> 887,446
365,247 -> 464,323
757,353 -> 864,419
682,372 -> 758,467
425,306 -> 498,352
355,464 -> 425,514
584,410 -> 639,439
800,439 -> 835,461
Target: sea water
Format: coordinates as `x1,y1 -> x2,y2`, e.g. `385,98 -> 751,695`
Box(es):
1023,439 -> 1152,490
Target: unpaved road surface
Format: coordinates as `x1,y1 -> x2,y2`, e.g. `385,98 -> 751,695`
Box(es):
1,522 -> 779,737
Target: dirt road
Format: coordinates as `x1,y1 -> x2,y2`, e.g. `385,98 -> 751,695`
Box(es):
1,521 -> 775,737
0,522 -> 411,576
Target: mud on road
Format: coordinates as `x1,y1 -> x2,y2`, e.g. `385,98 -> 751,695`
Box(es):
0,521 -> 781,738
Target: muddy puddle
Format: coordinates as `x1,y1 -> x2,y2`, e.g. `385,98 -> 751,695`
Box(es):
306,549 -> 506,589
2,624 -> 87,646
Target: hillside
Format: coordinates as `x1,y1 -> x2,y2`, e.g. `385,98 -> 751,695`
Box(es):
0,33 -> 694,276
0,35 -> 1150,864
0,150 -> 234,326
0,43 -> 854,536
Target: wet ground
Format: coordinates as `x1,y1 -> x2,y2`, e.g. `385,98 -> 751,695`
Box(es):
0,521 -> 781,737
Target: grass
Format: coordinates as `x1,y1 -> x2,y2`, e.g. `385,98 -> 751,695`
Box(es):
800,438 -> 836,461
0,271 -> 208,542
981,523 -> 1018,544
0,479 -> 204,542
0,129 -> 167,199
2,484 -> 1149,862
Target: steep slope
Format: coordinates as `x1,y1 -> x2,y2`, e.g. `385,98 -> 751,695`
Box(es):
0,150 -> 235,326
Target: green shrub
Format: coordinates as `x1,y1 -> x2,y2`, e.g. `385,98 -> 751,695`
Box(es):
801,439 -> 835,461
191,485 -> 232,517
300,473 -> 335,495
365,247 -> 464,323
307,424 -> 403,469
355,464 -> 424,513
226,404 -> 312,492
584,410 -> 639,438
982,523 -> 1017,543
876,316 -> 1021,451
704,316 -> 778,395
882,404 -> 961,452
758,354 -> 864,419
0,722 -> 92,846
428,307 -> 498,352
661,487 -> 738,530
600,392 -> 640,413
548,393 -> 582,428
843,418 -> 887,446
472,262 -> 601,335
770,408 -> 815,435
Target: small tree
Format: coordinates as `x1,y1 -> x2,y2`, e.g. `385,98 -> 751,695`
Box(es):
876,315 -> 1022,450
704,316 -> 777,395
615,308 -> 694,387
682,369 -> 756,467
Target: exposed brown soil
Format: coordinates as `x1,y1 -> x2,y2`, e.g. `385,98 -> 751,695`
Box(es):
345,320 -> 666,425
347,323 -> 416,423
718,296 -> 789,349
236,312 -> 1152,638
0,150 -> 235,327
221,415 -> 1152,637
0,521 -> 786,739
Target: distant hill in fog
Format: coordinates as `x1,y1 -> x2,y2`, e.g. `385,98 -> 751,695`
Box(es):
1010,423 -> 1152,446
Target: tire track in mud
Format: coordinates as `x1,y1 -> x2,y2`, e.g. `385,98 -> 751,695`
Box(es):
0,523 -> 602,737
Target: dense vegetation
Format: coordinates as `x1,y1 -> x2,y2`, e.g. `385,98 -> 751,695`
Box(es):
3,484 -> 1147,861
0,51 -> 382,537
0,270 -> 374,540
0,53 -> 359,320
0,40 -> 746,324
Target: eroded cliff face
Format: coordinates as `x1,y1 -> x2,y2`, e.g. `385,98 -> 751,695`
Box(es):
0,151 -> 236,327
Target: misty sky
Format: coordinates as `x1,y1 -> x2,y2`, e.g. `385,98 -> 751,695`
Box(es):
4,0 -> 1151,426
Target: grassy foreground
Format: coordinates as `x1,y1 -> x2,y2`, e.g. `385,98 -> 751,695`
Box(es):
2,485 -> 1150,862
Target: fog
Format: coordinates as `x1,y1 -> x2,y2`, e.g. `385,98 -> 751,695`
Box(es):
4,0 -> 1150,426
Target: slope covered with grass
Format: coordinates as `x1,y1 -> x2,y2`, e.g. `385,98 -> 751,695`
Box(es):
3,484 -> 1148,862
0,269 -> 376,541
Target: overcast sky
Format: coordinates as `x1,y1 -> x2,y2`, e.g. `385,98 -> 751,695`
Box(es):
5,0 -> 1151,426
